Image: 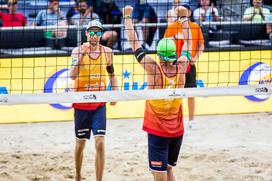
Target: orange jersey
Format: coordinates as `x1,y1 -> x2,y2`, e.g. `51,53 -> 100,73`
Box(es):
72,45 -> 107,110
164,21 -> 204,58
143,66 -> 184,137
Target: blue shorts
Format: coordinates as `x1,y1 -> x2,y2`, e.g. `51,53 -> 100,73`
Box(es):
132,3 -> 157,20
74,106 -> 106,140
148,133 -> 183,172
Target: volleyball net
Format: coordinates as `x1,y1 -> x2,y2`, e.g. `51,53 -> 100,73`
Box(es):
0,0 -> 272,105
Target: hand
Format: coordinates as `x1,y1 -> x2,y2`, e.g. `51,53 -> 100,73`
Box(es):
110,102 -> 117,106
175,6 -> 189,17
123,5 -> 133,17
177,56 -> 189,64
80,43 -> 89,55
177,56 -> 189,73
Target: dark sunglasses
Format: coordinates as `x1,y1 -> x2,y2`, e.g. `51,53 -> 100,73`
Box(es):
89,31 -> 102,37
8,2 -> 17,6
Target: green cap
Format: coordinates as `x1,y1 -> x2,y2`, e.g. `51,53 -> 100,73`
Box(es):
156,38 -> 177,62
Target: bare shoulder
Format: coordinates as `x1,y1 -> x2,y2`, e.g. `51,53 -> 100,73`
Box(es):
103,46 -> 113,54
71,47 -> 79,54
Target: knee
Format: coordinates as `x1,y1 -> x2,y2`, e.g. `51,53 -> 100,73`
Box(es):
111,31 -> 118,40
167,165 -> 173,173
95,137 -> 105,152
75,140 -> 86,152
142,18 -> 149,23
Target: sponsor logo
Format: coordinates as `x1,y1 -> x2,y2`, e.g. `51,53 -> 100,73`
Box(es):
168,90 -> 185,98
151,161 -> 162,167
44,69 -> 148,110
0,96 -> 8,103
83,94 -> 97,100
239,62 -> 272,102
255,87 -> 268,93
78,128 -> 89,132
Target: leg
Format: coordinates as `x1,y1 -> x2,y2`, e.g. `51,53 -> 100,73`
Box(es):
94,136 -> 105,181
167,136 -> 183,181
141,18 -> 150,44
74,109 -> 92,181
167,166 -> 175,181
185,65 -> 197,128
152,172 -> 167,181
188,97 -> 195,121
148,133 -> 169,181
91,106 -> 107,181
75,139 -> 86,181
102,30 -> 118,48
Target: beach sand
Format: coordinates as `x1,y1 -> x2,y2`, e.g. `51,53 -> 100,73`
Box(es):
0,113 -> 272,181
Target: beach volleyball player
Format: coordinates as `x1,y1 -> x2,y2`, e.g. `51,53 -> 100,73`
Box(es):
123,5 -> 192,181
69,20 -> 118,181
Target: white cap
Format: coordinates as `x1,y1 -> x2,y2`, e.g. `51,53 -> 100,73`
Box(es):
86,20 -> 103,31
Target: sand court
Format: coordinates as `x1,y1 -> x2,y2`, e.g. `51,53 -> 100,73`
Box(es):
0,113 -> 272,181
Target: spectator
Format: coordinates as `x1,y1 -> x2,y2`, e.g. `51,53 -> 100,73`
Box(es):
71,0 -> 99,26
0,0 -> 8,13
243,0 -> 270,22
193,0 -> 219,23
33,0 -> 66,26
167,0 -> 182,24
0,0 -> 27,27
66,0 -> 79,25
33,0 -> 67,38
266,14 -> 272,41
132,0 -> 158,49
96,0 -> 121,49
164,5 -> 205,130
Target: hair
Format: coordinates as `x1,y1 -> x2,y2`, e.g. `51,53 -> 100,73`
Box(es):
49,0 -> 59,3
8,0 -> 18,4
78,0 -> 88,3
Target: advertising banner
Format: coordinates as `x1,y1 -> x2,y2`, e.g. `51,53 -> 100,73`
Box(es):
0,50 -> 271,123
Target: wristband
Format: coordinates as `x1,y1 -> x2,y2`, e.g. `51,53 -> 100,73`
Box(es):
124,15 -> 131,19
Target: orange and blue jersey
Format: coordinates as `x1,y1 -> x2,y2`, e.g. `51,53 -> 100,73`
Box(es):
143,65 -> 184,138
72,45 -> 107,110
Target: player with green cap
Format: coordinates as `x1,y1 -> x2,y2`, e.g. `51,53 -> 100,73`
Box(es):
123,5 -> 192,181
156,38 -> 177,62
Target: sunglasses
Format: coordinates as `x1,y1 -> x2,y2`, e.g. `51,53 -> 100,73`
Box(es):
8,2 -> 17,6
158,53 -> 177,62
89,31 -> 102,37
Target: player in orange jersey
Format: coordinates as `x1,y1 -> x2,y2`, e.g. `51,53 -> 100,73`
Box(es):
164,4 -> 205,129
123,5 -> 192,181
69,20 -> 118,181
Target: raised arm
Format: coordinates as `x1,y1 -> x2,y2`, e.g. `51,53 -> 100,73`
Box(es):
123,6 -> 158,74
69,45 -> 88,80
175,6 -> 192,72
104,46 -> 118,105
104,46 -> 118,91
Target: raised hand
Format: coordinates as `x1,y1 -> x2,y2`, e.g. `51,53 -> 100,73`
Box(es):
80,43 -> 90,55
123,5 -> 133,17
175,6 -> 189,18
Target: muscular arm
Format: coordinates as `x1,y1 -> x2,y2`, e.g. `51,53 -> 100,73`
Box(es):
104,47 -> 118,91
69,47 -> 83,80
123,6 -> 158,75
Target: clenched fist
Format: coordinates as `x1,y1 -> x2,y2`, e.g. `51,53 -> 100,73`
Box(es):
123,5 -> 133,17
175,6 -> 189,17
